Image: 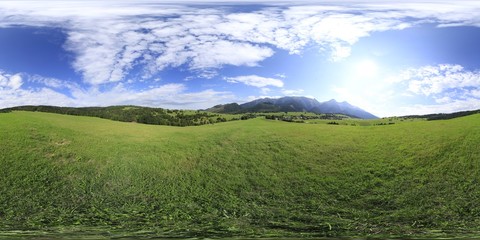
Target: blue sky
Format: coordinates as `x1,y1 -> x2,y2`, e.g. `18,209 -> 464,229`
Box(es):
1,1 -> 480,117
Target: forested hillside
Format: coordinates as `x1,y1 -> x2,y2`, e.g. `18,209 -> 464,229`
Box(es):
1,105 -> 230,126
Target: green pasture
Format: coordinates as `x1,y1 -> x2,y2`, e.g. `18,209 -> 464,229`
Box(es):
303,116 -> 424,126
1,111 -> 479,238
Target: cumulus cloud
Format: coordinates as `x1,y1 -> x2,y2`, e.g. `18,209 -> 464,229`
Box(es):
0,84 -> 235,110
331,63 -> 480,117
0,70 -> 235,110
69,83 -> 235,109
387,64 -> 480,115
225,75 -> 284,88
0,88 -> 75,108
8,74 -> 23,90
399,98 -> 480,115
2,1 -> 480,85
189,41 -> 274,69
1,71 -> 73,107
392,64 -> 480,97
0,72 -> 23,90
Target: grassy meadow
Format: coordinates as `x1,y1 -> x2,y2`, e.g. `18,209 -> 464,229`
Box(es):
1,111 -> 480,238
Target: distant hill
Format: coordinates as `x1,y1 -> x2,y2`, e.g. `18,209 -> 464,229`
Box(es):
207,96 -> 378,119
402,109 -> 480,121
0,105 -> 227,127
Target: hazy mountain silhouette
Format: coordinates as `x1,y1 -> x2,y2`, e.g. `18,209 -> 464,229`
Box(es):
207,96 -> 378,119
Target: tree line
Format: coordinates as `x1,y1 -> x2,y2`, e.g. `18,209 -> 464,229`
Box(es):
1,105 -> 233,127
402,109 -> 480,121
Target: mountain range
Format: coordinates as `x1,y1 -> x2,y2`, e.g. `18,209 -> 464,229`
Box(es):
207,96 -> 378,119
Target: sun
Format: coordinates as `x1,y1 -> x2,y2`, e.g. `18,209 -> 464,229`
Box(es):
355,59 -> 379,79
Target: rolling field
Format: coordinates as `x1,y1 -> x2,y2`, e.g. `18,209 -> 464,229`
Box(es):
1,111 -> 480,238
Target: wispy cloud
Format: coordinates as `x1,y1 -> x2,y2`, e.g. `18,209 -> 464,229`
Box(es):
70,83 -> 235,109
225,75 -> 284,88
330,63 -> 480,117
392,64 -> 480,97
1,1 -> 480,114
0,70 -> 235,109
28,74 -> 74,89
281,89 -> 304,96
2,1 -> 480,86
399,98 -> 480,115
260,87 -> 271,95
387,64 -> 480,115
1,71 -> 74,107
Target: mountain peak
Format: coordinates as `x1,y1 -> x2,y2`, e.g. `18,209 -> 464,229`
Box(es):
207,96 -> 378,119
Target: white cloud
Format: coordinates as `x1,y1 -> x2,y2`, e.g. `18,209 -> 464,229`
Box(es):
383,64 -> 480,116
189,41 -> 274,69
260,87 -> 271,94
331,63 -> 480,117
8,74 -> 23,90
1,1 -> 480,116
67,83 -> 235,109
0,87 -> 75,108
2,1 -> 480,85
29,75 -> 69,89
399,98 -> 480,115
225,75 -> 284,88
435,96 -> 453,104
281,89 -> 304,96
393,64 -> 480,96
63,15 -> 276,85
245,95 -> 282,103
0,72 -> 23,90
469,89 -> 480,98
0,67 -> 238,110
0,72 -> 235,110
0,71 -> 75,107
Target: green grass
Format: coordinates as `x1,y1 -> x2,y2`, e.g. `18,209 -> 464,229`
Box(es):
170,109 -> 243,121
303,116 -> 424,126
1,111 -> 480,238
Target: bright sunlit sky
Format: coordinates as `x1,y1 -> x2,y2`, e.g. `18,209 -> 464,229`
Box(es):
1,1 -> 480,117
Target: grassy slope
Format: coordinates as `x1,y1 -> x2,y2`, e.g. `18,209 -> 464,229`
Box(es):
304,117 -> 423,126
1,111 -> 480,237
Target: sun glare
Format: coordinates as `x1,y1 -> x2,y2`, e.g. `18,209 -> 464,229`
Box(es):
355,59 -> 379,79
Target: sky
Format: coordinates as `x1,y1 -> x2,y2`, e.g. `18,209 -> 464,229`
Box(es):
1,1 -> 480,117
